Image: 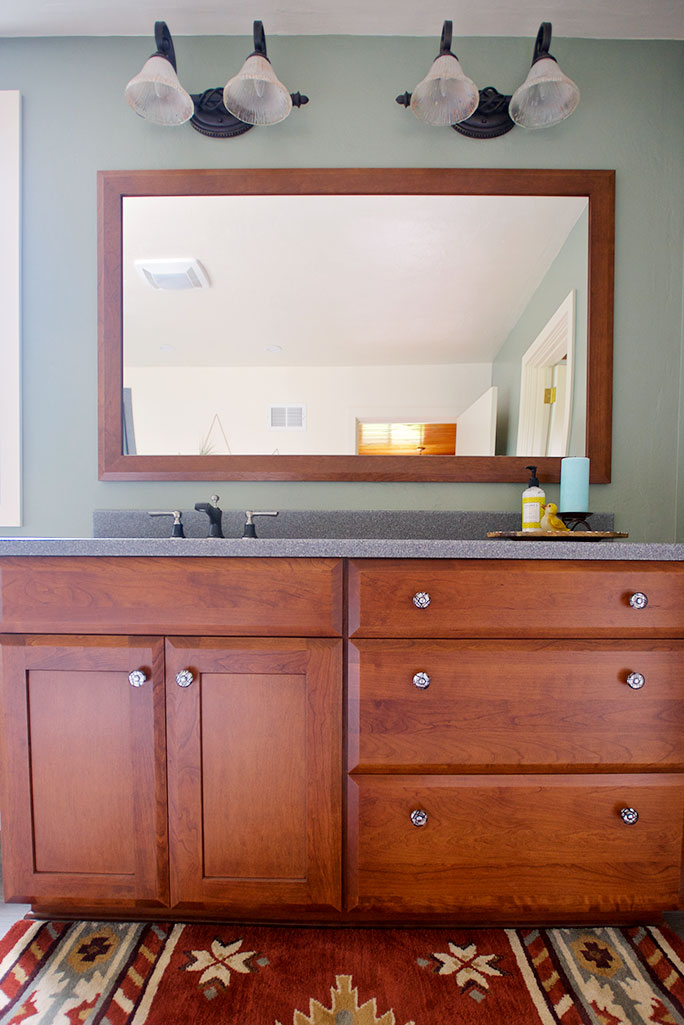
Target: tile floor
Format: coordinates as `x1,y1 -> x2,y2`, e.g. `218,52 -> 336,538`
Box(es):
0,846 -> 30,931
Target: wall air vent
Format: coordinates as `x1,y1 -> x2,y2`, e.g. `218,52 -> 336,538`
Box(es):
135,258 -> 210,291
269,405 -> 306,430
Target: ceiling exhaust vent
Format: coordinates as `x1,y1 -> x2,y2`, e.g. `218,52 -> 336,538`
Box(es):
269,405 -> 306,430
135,258 -> 209,291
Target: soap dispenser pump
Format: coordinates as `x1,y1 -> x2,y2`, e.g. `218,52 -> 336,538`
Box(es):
522,465 -> 545,531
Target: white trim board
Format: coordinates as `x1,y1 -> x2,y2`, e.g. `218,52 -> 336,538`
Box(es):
0,91 -> 21,526
516,291 -> 575,458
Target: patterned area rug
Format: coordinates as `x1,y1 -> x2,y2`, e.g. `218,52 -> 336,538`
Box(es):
0,920 -> 683,1024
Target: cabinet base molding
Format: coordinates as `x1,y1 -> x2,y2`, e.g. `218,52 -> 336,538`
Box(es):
25,906 -> 679,928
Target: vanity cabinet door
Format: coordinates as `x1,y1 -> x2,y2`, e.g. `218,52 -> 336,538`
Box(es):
166,637 -> 342,913
0,635 -> 168,906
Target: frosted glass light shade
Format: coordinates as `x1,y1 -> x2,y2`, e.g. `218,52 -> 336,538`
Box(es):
223,55 -> 292,126
410,54 -> 479,127
509,57 -> 580,129
125,55 -> 194,125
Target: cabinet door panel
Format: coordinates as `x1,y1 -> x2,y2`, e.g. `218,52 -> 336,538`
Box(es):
0,636 -> 168,905
349,639 -> 684,772
166,637 -> 342,912
347,773 -> 684,917
202,671 -> 307,879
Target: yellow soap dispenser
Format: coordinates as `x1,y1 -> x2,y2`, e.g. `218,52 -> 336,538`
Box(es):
522,465 -> 545,531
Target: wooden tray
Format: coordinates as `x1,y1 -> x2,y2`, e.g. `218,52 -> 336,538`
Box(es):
487,531 -> 629,542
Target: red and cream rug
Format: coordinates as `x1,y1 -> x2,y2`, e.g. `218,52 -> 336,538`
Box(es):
0,919 -> 682,1024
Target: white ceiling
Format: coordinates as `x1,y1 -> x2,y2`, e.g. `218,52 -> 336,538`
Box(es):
123,194 -> 587,369
2,0 -> 683,38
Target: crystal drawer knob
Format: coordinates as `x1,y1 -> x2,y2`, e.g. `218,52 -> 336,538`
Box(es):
626,672 -> 645,690
412,591 -> 431,609
413,672 -> 431,690
128,669 -> 147,688
410,809 -> 428,827
176,669 -> 194,688
629,592 -> 648,610
620,807 -> 639,825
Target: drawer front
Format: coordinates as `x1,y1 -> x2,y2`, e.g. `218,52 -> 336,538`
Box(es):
346,774 -> 684,915
0,557 -> 343,636
348,559 -> 684,638
348,640 -> 684,772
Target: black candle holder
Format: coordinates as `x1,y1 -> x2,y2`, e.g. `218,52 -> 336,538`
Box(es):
558,512 -> 593,531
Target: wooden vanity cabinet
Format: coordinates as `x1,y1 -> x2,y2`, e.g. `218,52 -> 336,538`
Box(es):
1,554 -> 684,923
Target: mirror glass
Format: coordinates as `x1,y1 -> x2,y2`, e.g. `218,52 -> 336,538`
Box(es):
122,193 -> 588,460
98,168 -> 613,482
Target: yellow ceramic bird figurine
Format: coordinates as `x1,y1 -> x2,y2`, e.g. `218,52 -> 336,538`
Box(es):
540,502 -> 570,532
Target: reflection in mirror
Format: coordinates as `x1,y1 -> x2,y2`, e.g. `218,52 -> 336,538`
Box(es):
98,168 -> 614,482
122,194 -> 588,459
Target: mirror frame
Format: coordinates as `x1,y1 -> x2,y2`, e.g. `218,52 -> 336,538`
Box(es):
98,167 -> 614,482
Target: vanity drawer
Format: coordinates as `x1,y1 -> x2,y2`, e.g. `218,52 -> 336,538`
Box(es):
0,557 -> 343,636
346,773 -> 684,915
348,559 -> 684,638
348,640 -> 684,772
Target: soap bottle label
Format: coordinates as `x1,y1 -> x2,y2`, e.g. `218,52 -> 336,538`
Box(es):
522,496 -> 542,530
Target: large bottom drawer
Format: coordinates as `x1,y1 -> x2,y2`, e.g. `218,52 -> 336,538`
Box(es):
346,774 -> 684,916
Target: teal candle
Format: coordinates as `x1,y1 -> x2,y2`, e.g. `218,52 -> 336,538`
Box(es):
560,457 -> 590,512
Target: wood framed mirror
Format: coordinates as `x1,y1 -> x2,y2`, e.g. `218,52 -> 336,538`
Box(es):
98,167 -> 614,482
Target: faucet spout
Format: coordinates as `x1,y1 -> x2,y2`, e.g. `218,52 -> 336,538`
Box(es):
194,494 -> 224,537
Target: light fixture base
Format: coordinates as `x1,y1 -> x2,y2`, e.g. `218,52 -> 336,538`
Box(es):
451,87 -> 514,139
189,88 -> 308,137
190,89 -> 253,138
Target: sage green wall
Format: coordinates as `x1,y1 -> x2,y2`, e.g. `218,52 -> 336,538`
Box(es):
0,35 -> 682,540
492,208 -> 588,456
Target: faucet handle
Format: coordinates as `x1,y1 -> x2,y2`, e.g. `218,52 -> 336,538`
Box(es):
148,510 -> 185,538
243,510 -> 279,539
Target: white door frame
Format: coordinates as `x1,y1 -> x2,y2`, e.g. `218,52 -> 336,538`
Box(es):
516,291 -> 575,457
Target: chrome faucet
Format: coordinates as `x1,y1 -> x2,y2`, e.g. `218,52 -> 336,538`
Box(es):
194,494 -> 224,537
242,510 -> 279,538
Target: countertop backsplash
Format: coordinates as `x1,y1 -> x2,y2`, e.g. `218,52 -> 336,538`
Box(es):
92,508 -> 615,542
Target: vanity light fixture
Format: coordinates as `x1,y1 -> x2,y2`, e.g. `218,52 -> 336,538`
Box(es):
125,20 -> 308,138
396,21 -> 579,139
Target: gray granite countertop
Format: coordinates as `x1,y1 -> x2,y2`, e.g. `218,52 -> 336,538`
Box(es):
1,537 -> 683,561
0,510 -> 680,561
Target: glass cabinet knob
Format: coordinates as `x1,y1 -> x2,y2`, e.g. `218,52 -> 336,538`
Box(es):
620,807 -> 639,825
626,672 -> 645,690
176,669 -> 194,688
128,669 -> 147,688
410,809 -> 428,827
412,591 -> 431,609
629,592 -> 648,610
413,672 -> 431,689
